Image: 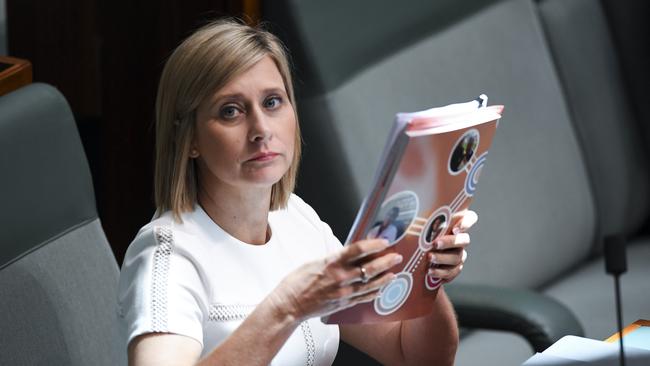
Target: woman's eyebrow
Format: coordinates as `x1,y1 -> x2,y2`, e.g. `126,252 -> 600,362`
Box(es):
261,87 -> 287,95
204,93 -> 244,112
211,92 -> 244,104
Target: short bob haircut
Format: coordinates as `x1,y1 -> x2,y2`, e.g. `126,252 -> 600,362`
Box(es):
154,19 -> 301,220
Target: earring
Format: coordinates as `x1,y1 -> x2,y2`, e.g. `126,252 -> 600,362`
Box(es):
189,149 -> 199,158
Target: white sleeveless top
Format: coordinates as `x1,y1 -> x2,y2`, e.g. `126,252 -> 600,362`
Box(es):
117,194 -> 341,365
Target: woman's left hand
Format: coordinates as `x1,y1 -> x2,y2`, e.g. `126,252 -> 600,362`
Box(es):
427,210 -> 477,284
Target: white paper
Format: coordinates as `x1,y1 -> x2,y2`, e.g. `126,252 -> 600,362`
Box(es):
522,352 -> 589,365
530,335 -> 650,366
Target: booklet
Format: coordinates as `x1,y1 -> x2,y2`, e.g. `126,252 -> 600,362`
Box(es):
325,95 -> 504,324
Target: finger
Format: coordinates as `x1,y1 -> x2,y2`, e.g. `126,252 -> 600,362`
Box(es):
339,264 -> 365,287
348,288 -> 381,304
428,263 -> 462,281
350,252 -> 403,283
346,272 -> 395,302
451,210 -> 478,234
339,239 -> 390,263
441,264 -> 464,284
330,287 -> 382,312
434,233 -> 470,250
340,271 -> 395,299
428,248 -> 464,267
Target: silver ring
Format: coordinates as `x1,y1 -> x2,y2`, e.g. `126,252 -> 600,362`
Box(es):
359,266 -> 369,284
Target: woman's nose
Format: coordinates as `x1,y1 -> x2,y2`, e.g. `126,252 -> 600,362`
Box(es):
248,108 -> 272,143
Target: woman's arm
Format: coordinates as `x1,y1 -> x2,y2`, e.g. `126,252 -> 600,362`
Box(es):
340,288 -> 458,366
128,238 -> 401,366
129,293 -> 300,366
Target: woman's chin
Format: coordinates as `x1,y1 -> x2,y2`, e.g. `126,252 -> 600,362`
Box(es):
241,172 -> 285,189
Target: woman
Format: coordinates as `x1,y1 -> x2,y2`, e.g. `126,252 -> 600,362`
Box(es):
117,19 -> 475,366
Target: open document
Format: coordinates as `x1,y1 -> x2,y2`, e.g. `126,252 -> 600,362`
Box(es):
325,95 -> 504,324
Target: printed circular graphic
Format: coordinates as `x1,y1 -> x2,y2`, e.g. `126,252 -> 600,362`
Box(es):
366,191 -> 419,246
464,152 -> 488,196
448,129 -> 480,175
375,272 -> 413,315
425,274 -> 443,291
419,206 -> 451,251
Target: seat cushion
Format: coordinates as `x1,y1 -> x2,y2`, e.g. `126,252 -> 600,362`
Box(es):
0,219 -> 125,366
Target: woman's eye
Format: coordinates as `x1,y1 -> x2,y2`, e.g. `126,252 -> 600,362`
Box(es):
264,96 -> 282,109
220,105 -> 241,119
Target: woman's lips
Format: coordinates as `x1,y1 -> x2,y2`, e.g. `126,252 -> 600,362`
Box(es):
247,152 -> 279,162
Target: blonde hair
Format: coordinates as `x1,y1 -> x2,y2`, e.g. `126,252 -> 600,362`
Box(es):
154,19 -> 301,220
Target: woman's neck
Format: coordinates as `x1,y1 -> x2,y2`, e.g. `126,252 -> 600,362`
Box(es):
198,183 -> 272,245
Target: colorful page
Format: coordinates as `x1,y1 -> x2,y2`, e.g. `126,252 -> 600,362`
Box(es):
326,98 -> 503,324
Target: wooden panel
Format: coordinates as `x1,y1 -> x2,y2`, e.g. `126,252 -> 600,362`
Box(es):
0,56 -> 32,96
6,0 -> 100,117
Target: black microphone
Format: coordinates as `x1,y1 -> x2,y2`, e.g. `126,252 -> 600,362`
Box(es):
604,234 -> 627,366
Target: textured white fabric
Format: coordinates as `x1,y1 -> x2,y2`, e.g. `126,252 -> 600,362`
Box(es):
117,194 -> 341,365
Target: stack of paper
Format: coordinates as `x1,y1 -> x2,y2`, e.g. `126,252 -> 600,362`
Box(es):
523,336 -> 650,365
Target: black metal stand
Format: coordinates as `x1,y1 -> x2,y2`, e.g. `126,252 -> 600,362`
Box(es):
604,235 -> 627,366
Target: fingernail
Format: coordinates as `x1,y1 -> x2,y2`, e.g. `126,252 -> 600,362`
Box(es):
381,239 -> 390,246
436,240 -> 443,249
453,227 -> 461,234
393,255 -> 403,265
428,268 -> 436,276
429,254 -> 436,264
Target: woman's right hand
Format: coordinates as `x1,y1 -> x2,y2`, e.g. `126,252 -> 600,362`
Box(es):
268,239 -> 403,322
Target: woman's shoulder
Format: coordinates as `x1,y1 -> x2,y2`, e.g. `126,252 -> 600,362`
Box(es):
135,210 -> 168,232
274,194 -> 343,254
130,210 -> 177,242
286,193 -> 319,217
124,209 -> 201,262
281,193 -> 324,227
277,194 -> 341,241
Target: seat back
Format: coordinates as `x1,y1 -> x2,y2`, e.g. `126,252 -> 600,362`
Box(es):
266,0 -> 599,288
537,0 -> 650,241
0,83 -> 125,365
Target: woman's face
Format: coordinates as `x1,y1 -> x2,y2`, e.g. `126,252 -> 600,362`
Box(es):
193,56 -> 296,193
